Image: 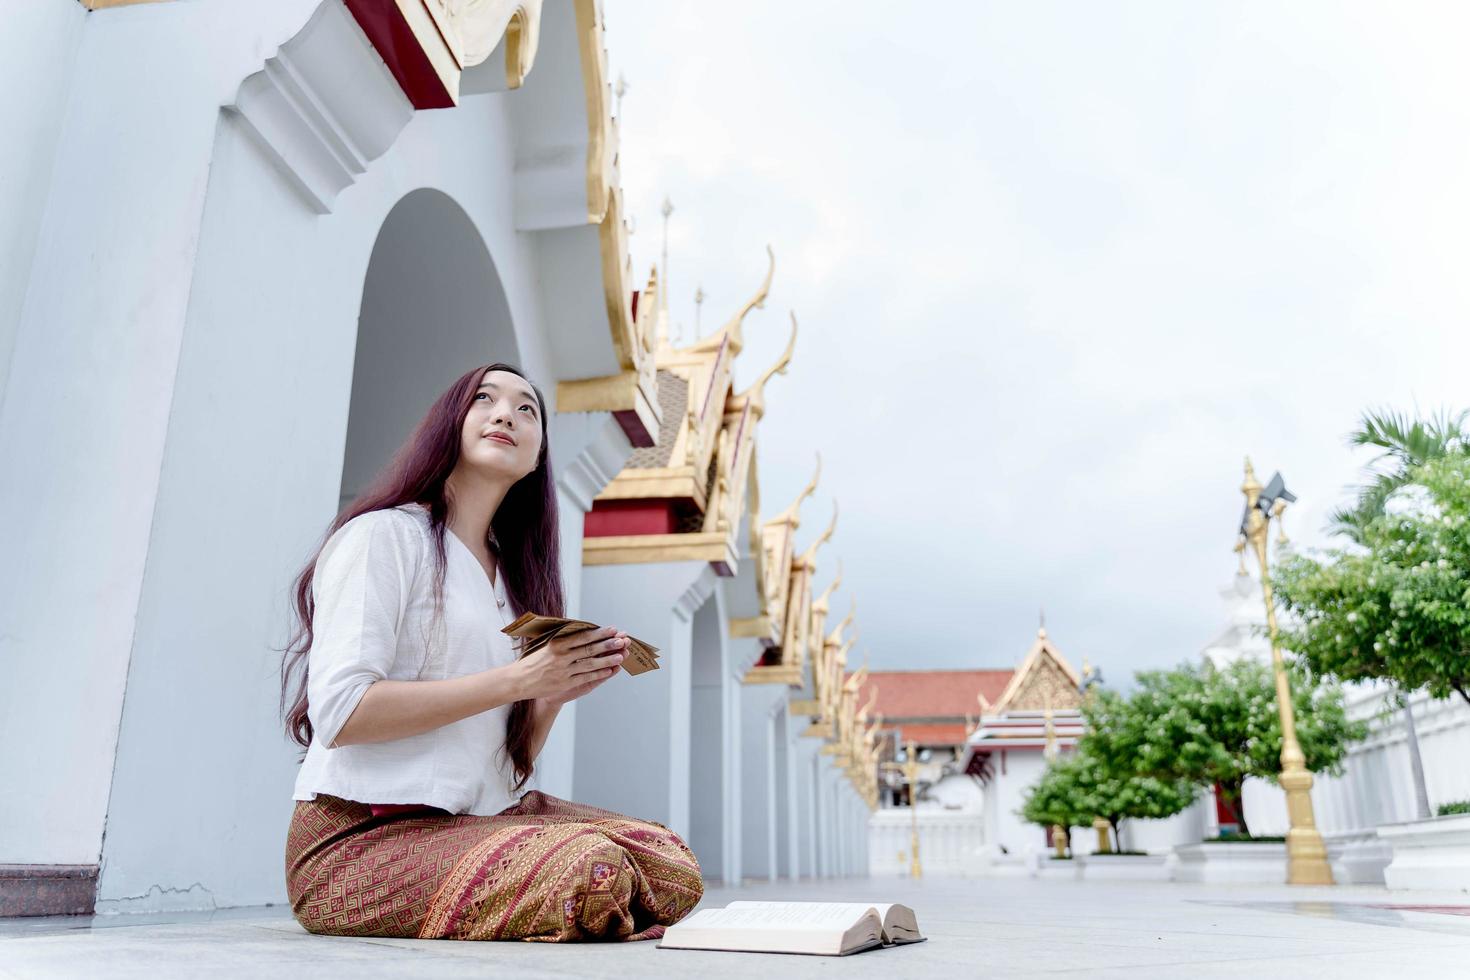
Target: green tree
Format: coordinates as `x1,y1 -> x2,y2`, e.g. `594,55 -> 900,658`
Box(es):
1018,693 -> 1199,853
1276,455 -> 1470,707
1077,690 -> 1197,847
1123,659 -> 1363,837
1018,755 -> 1090,853
1299,406 -> 1469,819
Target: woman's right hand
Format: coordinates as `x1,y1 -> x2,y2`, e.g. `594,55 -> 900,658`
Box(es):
512,625 -> 628,702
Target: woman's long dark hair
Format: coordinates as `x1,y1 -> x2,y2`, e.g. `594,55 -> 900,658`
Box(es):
279,362 -> 564,790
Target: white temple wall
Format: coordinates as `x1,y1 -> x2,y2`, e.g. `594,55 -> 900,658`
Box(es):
0,0 -> 632,909
792,738 -> 820,877
989,750 -> 1049,860
1302,685 -> 1470,883
1120,804 -> 1209,855
1312,685 -> 1470,830
0,0 -> 84,404
94,135 -> 595,906
740,683 -> 788,881
927,772 -> 984,812
0,0 -> 340,872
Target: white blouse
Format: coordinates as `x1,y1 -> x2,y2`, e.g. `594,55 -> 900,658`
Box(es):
291,502 -> 520,816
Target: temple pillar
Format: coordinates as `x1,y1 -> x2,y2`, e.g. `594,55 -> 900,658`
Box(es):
740,683 -> 788,880
782,704 -> 802,879
574,562 -> 716,840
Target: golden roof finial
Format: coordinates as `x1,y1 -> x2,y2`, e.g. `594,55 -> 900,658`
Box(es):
828,597 -> 856,645
735,312 -> 797,419
837,633 -> 856,668
687,245 -> 773,357
775,453 -> 821,527
1242,456 -> 1262,508
801,500 -> 839,565
814,558 -> 843,610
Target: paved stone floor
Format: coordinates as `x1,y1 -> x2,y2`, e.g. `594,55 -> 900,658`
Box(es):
4,876 -> 1470,979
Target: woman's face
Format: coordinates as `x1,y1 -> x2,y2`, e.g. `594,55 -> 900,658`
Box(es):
459,369 -> 544,482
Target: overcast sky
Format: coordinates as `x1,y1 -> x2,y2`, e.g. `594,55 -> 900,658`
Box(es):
603,2 -> 1468,681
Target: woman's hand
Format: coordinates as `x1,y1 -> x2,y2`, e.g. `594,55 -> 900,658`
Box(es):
514,625 -> 628,705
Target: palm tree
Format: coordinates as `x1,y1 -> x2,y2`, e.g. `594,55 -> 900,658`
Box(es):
1327,407 -> 1468,820
1329,408 -> 1469,542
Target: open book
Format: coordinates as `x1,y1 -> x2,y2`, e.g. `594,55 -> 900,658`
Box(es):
501,612 -> 661,675
658,901 -> 924,956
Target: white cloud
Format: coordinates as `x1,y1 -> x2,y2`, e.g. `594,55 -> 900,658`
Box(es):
604,0 -> 1470,679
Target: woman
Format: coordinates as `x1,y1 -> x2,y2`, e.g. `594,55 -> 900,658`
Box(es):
279,363 -> 703,941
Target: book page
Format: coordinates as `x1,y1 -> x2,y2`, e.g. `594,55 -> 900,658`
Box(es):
726,901 -> 921,942
678,905 -> 869,931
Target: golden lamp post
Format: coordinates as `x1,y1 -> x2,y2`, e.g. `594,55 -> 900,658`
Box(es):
881,740 -> 923,879
1237,458 -> 1333,885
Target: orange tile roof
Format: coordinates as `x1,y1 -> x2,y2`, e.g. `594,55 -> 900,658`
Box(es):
855,669 -> 1014,721
887,722 -> 971,746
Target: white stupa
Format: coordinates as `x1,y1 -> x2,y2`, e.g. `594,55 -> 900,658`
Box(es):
1200,570 -> 1272,667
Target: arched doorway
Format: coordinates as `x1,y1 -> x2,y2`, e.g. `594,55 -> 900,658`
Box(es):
339,188 -> 518,508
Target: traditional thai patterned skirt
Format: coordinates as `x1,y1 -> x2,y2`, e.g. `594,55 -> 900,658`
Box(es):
285,791 -> 703,941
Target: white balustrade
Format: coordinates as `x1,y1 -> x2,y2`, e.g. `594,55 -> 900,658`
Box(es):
867,807 -> 987,876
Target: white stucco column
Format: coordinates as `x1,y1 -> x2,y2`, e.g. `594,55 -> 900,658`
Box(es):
781,706 -> 802,880
574,562 -> 715,840
540,413 -> 635,798
715,635 -> 743,886
740,683 -> 787,881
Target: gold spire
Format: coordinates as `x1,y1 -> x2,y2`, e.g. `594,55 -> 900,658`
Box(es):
733,312 -> 797,419
800,500 -> 839,565
813,558 -> 843,612
686,245 -> 773,357
827,597 -> 855,646
1242,456 -> 1262,508
774,453 -> 821,527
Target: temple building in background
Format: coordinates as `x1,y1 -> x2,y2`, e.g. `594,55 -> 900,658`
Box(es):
855,628 -> 1091,874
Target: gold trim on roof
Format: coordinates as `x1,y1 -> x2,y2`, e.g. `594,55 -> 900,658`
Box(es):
588,253 -> 790,577
728,313 -> 797,421
774,454 -> 820,527
581,532 -> 736,569
813,557 -> 843,612
742,664 -> 803,687
684,246 -> 774,357
800,502 -> 839,569
558,0 -> 660,444
988,627 -> 1084,715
